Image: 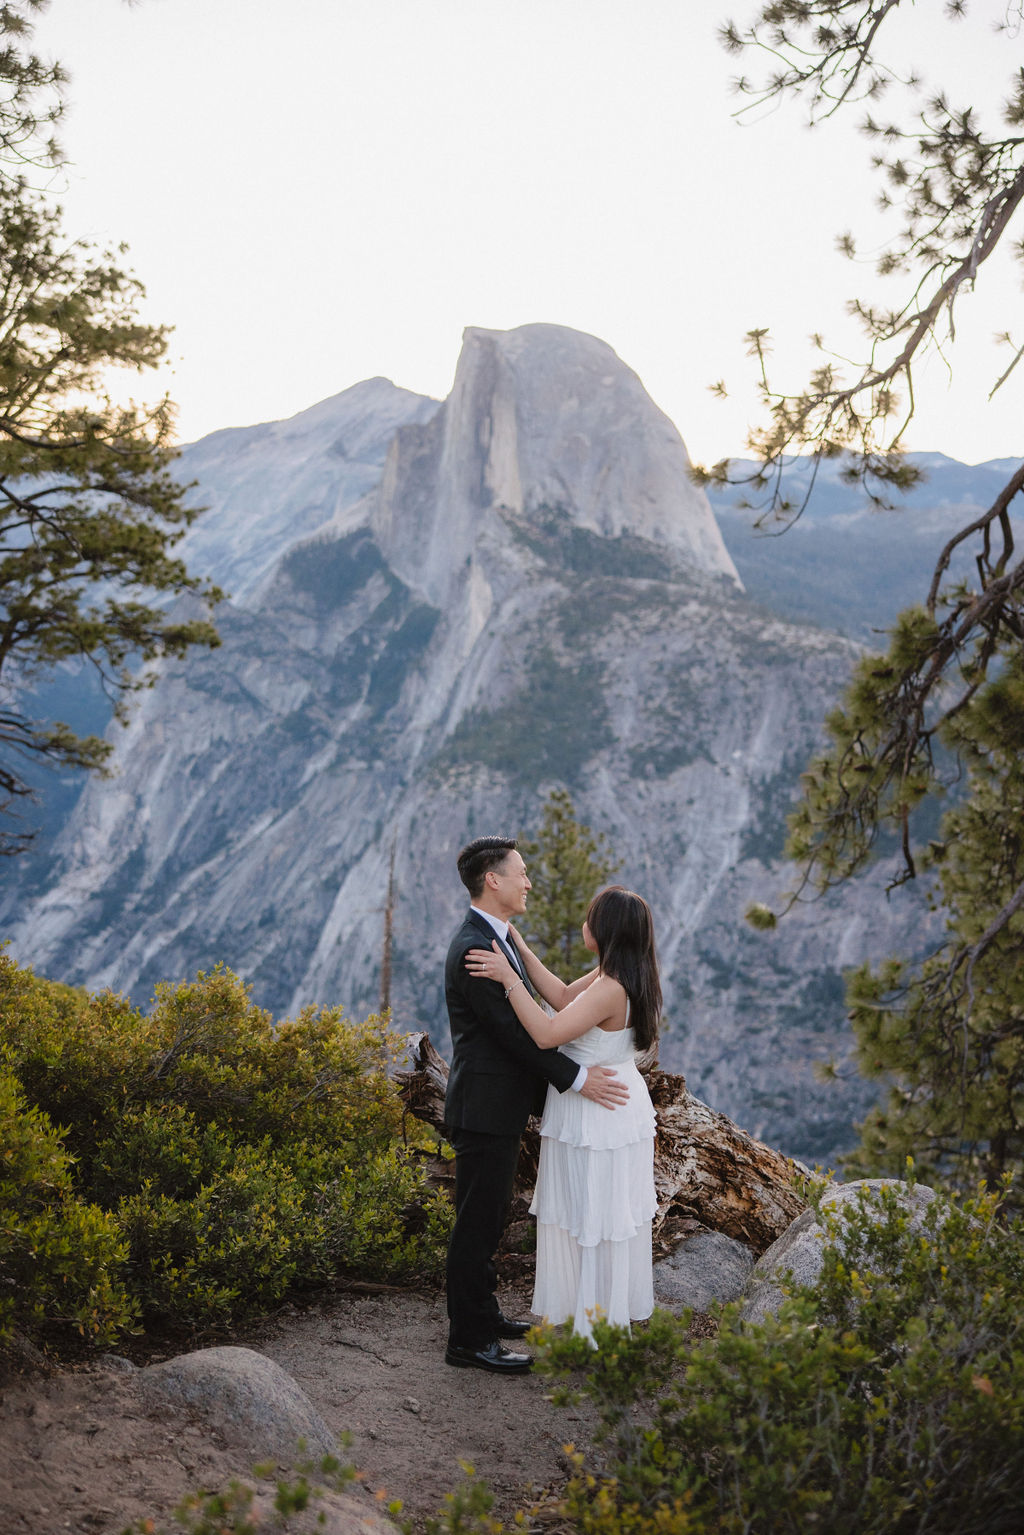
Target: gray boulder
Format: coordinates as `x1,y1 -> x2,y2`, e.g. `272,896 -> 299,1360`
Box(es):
742,1178 -> 937,1324
138,1345 -> 335,1462
654,1229 -> 755,1312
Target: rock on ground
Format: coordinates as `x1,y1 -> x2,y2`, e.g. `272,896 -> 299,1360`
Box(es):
138,1344 -> 337,1462
742,1177 -> 937,1324
653,1229 -> 754,1311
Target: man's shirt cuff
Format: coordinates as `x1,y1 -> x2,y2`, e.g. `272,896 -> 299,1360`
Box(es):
569,1065 -> 588,1093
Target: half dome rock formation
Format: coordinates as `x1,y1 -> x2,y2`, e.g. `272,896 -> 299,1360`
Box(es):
370,324 -> 740,606
3,323 -> 933,1163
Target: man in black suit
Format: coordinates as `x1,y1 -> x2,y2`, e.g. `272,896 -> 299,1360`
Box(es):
443,834 -> 629,1374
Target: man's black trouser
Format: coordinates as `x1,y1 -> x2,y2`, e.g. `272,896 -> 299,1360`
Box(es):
445,1124 -> 521,1348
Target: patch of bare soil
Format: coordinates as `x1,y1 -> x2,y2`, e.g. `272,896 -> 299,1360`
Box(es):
0,1281 -> 615,1535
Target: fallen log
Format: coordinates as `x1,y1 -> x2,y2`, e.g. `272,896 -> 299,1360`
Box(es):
646,1068 -> 807,1255
395,1032 -> 805,1258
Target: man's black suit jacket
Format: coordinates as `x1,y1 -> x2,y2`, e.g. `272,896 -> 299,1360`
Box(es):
444,909 -> 579,1136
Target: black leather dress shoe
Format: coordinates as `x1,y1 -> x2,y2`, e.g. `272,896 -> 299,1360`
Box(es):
495,1313 -> 533,1339
444,1340 -> 532,1374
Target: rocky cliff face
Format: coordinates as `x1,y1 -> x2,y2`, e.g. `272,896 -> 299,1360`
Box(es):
174,375 -> 441,604
2,324 -> 934,1163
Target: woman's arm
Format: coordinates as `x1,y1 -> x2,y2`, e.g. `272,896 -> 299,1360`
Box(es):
466,941 -> 624,1047
507,925 -> 599,1011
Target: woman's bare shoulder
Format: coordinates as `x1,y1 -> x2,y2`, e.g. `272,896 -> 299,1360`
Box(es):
591,972 -> 628,1031
592,970 -> 625,995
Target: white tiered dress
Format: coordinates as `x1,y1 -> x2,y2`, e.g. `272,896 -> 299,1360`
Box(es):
530,1009 -> 657,1341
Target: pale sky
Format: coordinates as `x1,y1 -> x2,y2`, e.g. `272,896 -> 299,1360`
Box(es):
30,0 -> 1024,466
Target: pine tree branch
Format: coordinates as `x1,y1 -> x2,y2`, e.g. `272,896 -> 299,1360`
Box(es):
962,875 -> 1024,1006
928,464 -> 1024,614
988,336 -> 1024,400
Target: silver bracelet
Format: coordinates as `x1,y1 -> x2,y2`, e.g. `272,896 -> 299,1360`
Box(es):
504,978 -> 524,998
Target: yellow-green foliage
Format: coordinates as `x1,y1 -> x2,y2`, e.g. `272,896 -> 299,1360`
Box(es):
0,1068 -> 136,1345
116,1144 -> 319,1326
0,952 -> 451,1337
533,1181 -> 1024,1535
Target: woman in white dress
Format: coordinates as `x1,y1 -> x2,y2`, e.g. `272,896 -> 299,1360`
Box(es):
465,886 -> 661,1342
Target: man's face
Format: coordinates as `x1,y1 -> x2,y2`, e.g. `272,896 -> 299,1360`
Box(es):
488,850 -> 531,917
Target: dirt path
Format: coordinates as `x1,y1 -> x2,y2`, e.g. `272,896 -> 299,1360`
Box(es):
0,1281 -> 609,1535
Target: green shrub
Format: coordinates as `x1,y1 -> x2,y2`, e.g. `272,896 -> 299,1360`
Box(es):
535,1180 -> 1024,1535
415,1469 -> 507,1535
91,1103 -> 236,1204
0,951 -> 450,1337
303,1142 -> 455,1283
0,1068 -> 135,1345
0,956 -> 407,1176
0,954 -> 148,1168
117,1143 -> 323,1327
140,969 -> 406,1153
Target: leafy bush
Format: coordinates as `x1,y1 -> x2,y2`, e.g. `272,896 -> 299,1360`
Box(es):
416,1470 -> 507,1535
0,959 -> 406,1170
116,1143 -> 320,1327
535,1180 -> 1024,1535
92,1104 -> 237,1205
303,1142 -> 454,1284
0,951 -> 450,1337
139,969 -> 407,1151
0,1068 -> 135,1345
0,958 -> 147,1166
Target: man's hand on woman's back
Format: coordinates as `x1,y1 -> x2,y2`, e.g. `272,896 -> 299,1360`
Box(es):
580,1065 -> 630,1109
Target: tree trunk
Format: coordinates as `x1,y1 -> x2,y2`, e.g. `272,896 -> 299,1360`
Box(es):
395,1032 -> 805,1258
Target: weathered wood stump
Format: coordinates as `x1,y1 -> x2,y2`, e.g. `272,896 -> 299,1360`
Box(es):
395,1032 -> 805,1259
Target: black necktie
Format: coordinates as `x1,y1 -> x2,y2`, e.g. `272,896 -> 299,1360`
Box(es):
500,932 -> 526,980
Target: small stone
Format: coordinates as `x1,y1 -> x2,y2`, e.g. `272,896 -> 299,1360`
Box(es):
97,1353 -> 137,1375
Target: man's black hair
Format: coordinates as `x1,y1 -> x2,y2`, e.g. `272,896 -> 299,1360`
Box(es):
457,835 -> 517,900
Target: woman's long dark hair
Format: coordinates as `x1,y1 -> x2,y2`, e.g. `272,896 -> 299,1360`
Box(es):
585,886 -> 661,1051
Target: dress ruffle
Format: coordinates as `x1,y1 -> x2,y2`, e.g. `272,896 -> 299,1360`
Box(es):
530,1136 -> 656,1245
537,1058 -> 656,1150
533,1220 -> 654,1336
